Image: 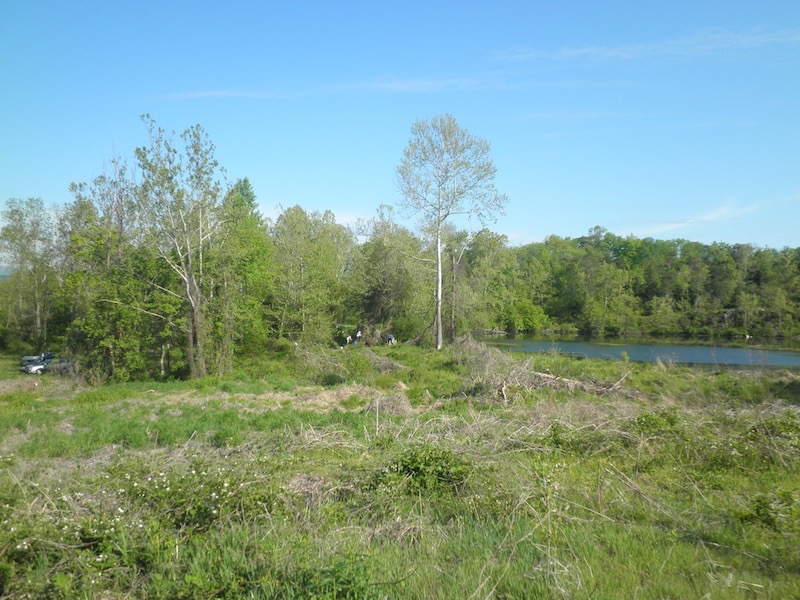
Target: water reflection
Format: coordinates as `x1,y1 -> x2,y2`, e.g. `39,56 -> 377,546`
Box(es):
484,338 -> 800,367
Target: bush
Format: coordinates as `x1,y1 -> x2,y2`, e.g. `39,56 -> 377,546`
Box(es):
374,445 -> 470,495
738,490 -> 798,532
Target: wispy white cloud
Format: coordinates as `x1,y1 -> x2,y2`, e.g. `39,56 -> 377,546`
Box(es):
169,28 -> 799,101
164,73 -> 617,101
632,202 -> 760,237
163,89 -> 307,100
168,28 -> 800,101
345,76 -> 621,94
497,28 -> 800,62
343,77 -> 488,93
165,76 -> 501,100
522,109 -> 653,122
538,116 -> 760,140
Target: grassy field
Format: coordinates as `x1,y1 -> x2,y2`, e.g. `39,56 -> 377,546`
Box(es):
0,340 -> 798,598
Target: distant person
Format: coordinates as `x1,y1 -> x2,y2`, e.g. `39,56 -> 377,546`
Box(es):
356,330 -> 362,342
387,334 -> 395,345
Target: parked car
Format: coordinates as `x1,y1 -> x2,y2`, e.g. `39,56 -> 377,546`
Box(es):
20,355 -> 41,368
20,353 -> 54,372
23,359 -> 52,374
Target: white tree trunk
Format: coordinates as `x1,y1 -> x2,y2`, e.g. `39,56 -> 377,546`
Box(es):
436,226 -> 443,350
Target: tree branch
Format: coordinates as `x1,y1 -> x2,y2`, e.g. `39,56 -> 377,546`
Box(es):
96,299 -> 179,329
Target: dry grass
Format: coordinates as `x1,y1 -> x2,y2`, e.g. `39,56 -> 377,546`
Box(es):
2,346 -> 798,598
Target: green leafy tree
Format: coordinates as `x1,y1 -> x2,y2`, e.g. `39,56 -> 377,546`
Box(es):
396,114 -> 508,349
61,173 -> 181,380
207,178 -> 275,369
359,237 -> 414,330
353,206 -> 432,343
443,226 -> 469,341
270,206 -> 353,343
582,261 -> 638,336
638,238 -> 681,302
514,243 -> 553,310
464,229 -> 518,333
749,248 -> 794,336
705,243 -> 739,308
135,116 -> 224,378
646,295 -> 681,336
735,291 -> 760,336
0,197 -> 57,350
541,236 -> 586,324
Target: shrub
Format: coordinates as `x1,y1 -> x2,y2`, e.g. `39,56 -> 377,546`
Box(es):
627,407 -> 680,436
374,445 -> 470,495
738,490 -> 798,532
113,457 -> 282,533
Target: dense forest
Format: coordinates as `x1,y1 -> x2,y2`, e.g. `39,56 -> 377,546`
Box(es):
1,119 -> 799,381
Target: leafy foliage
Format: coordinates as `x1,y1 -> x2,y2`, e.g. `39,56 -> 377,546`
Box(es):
1,119 -> 800,378
374,444 -> 470,495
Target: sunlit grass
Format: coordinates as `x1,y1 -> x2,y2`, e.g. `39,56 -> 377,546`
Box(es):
0,346 -> 798,598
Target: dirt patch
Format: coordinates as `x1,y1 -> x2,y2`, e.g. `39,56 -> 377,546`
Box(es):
57,419 -> 76,435
0,376 -> 74,397
142,384 -> 382,414
291,384 -> 377,410
0,430 -> 31,455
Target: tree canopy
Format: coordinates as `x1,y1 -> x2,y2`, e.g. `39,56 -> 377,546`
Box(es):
396,114 -> 508,348
0,117 -> 798,380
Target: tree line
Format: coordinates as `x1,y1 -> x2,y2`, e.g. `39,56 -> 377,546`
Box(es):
1,116 -> 798,381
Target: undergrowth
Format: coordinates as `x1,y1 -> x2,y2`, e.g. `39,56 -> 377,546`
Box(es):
0,344 -> 798,598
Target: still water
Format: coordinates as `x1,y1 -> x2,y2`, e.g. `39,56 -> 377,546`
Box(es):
484,338 -> 800,367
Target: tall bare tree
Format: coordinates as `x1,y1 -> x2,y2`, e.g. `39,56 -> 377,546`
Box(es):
135,116 -> 223,378
396,114 -> 508,349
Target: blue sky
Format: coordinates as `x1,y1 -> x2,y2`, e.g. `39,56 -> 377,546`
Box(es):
2,1 -> 799,248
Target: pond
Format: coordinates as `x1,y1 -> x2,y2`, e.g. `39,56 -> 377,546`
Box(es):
483,337 -> 800,368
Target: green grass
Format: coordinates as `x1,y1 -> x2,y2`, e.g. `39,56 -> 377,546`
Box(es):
0,343 -> 798,598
